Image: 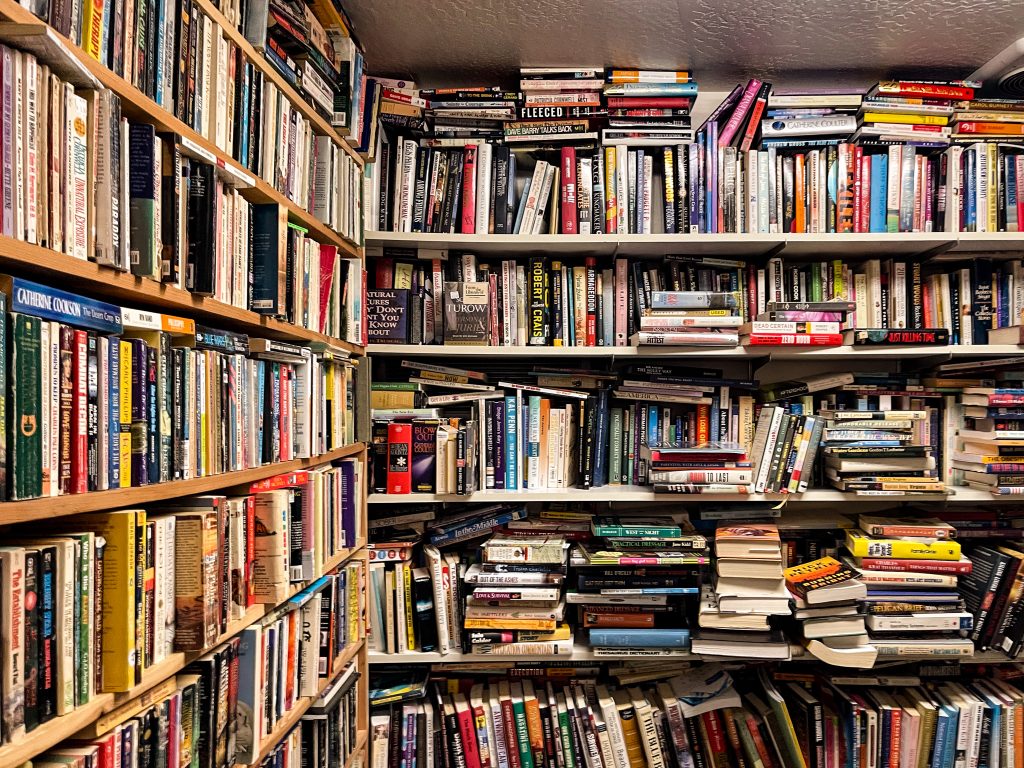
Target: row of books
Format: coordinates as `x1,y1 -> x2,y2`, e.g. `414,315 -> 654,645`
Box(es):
370,659 -> 1024,768
0,26 -> 362,294
0,485 -> 363,744
367,250 -> 1022,347
0,276 -> 360,501
20,611 -> 361,768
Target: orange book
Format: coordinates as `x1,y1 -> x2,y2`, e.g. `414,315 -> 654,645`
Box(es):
583,611 -> 655,628
956,121 -> 1024,135
794,154 -> 807,233
522,681 -> 546,766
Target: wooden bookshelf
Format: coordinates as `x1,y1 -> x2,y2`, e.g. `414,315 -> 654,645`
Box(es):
343,731 -> 369,768
191,0 -> 364,166
1,442 -> 366,525
0,236 -> 364,353
0,0 -> 362,259
366,230 -> 1024,258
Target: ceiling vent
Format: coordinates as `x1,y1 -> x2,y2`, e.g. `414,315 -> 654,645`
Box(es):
970,37 -> 1024,97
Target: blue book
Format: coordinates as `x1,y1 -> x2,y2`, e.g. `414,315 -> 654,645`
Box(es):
591,389 -> 609,489
340,459 -> 356,547
706,122 -> 718,234
235,626 -> 263,763
526,396 -> 541,490
709,394 -> 720,443
929,707 -> 948,768
505,395 -> 518,490
941,704 -> 959,768
999,269 -> 1011,328
587,628 -> 690,647
965,149 -> 977,231
870,154 -> 888,233
614,588 -> 700,595
1,276 -> 123,333
647,406 -> 659,448
493,399 -> 505,490
688,142 -> 700,232
605,82 -> 699,97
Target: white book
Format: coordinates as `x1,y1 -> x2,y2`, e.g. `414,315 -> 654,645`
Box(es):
531,163 -> 556,235
22,52 -> 36,245
615,144 -> 629,234
630,688 -> 666,768
945,146 -> 963,233
518,161 -> 548,234
975,142 -> 989,233
366,563 -> 385,652
642,154 -> 653,234
475,142 -> 492,234
12,51 -> 24,243
399,139 -> 416,232
891,260 -> 907,328
578,156 -> 593,235
489,688 -> 510,768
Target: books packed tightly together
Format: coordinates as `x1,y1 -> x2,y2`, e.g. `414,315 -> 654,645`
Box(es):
0,461 -> 365,744
367,248 -> 1023,349
0,276 -> 360,502
364,70 -> 1024,236
370,646 -> 1024,768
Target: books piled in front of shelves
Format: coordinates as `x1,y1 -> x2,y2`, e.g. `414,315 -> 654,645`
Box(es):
572,515 -> 703,656
958,542 -> 1024,658
371,662 -> 1024,768
0,276 -> 359,501
745,405 -> 824,495
740,300 -> 852,346
693,523 -> 793,661
367,249 -> 1020,346
23,621 -> 361,768
784,555 -> 871,667
821,406 -> 947,497
631,290 -> 740,347
845,522 -> 974,659
602,69 -> 695,147
957,383 -> 1024,495
515,68 -> 604,146
0,513 -> 362,743
462,532 -> 571,655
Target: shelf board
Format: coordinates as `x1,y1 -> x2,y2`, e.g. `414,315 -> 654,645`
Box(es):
191,0 -> 364,166
0,235 -> 364,353
343,732 -> 369,768
367,343 -> 1022,360
367,231 -> 1024,258
0,0 -> 360,259
367,487 -> 1001,504
2,442 -> 366,525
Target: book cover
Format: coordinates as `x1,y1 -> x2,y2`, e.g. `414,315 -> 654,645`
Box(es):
443,282 -> 489,345
366,289 -> 410,344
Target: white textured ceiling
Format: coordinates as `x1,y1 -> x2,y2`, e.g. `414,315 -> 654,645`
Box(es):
343,0 -> 1024,91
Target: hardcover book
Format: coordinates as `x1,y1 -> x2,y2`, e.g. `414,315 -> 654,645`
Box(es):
443,282 -> 489,345
366,289 -> 409,344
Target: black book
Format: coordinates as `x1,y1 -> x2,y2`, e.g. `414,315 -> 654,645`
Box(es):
175,0 -> 192,120
22,548 -> 39,731
442,149 -> 465,234
493,146 -> 511,235
86,332 -> 99,491
580,394 -> 597,489
186,163 -> 216,295
251,203 -> 286,316
506,151 -> 518,233
961,546 -> 1011,644
171,347 -> 185,479
186,655 -> 217,768
146,345 -> 159,484
443,695 -> 468,768
378,136 -> 393,231
159,139 -> 184,286
411,567 -> 438,652
412,146 -> 431,232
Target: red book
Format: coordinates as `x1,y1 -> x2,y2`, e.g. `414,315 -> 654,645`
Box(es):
855,556 -> 972,575
560,147 -> 577,234
454,693 -> 483,768
585,256 -> 597,345
386,422 -> 413,494
488,272 -> 500,346
742,333 -> 844,346
957,121 -> 1024,135
245,496 -> 256,607
71,328 -> 88,494
360,269 -> 368,345
500,692 -> 521,768
319,244 -> 338,332
874,81 -> 974,100
744,712 -> 778,768
700,710 -> 728,755
719,77 -> 762,147
374,256 -> 393,289
852,145 -> 863,232
739,82 -> 770,153
606,96 -> 693,108
461,144 -> 478,234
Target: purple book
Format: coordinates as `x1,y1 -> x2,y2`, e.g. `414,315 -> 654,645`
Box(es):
340,459 -> 356,547
366,289 -> 410,343
411,421 -> 438,493
493,399 -> 505,490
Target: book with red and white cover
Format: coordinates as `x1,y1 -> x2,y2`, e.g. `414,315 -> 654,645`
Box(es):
461,144 -> 478,234
742,333 -> 844,346
560,146 -> 577,235
718,78 -> 762,147
632,331 -> 739,347
872,81 -> 976,100
740,321 -> 840,335
72,329 -> 88,493
386,422 -> 413,494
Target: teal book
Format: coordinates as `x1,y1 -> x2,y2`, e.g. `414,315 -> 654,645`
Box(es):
9,312 -> 41,499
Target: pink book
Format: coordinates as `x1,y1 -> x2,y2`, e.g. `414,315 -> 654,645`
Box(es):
560,147 -> 577,234
614,257 -> 629,346
461,144 -> 478,233
718,78 -> 762,147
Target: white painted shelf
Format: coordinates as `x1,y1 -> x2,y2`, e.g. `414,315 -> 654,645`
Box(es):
367,487 -> 1001,504
368,343 -> 1024,360
367,231 -> 1024,258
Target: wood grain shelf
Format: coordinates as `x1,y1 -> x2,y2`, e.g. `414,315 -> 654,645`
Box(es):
0,0 -> 361,259
0,442 -> 366,525
191,0 -> 364,166
342,731 -> 368,768
0,235 -> 364,352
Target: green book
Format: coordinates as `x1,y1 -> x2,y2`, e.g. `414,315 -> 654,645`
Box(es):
9,312 -> 42,499
371,382 -> 423,391
591,517 -> 682,538
0,291 -> 6,500
609,408 -> 623,485
511,683 -> 535,768
556,694 -> 576,767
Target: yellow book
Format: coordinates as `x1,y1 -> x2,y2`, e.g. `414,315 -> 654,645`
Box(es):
80,0 -> 106,60
604,146 -> 618,231
845,529 -> 961,560
612,689 -> 647,768
347,561 -> 362,645
403,560 -> 416,651
464,617 -> 557,631
861,112 -> 949,126
71,510 -> 140,692
119,341 -> 132,487
988,143 -> 999,233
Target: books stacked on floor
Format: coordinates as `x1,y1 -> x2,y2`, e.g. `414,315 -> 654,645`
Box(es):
821,406 -> 947,496
784,555 -> 872,667
741,300 -> 851,346
462,532 -> 571,655
844,521 -> 974,658
693,523 -> 792,660
957,383 -> 1024,495
571,515 -> 703,656
959,543 -> 1024,658
761,87 -> 859,148
951,95 -> 1024,143
855,80 -> 962,148
513,68 -> 604,146
631,290 -> 741,347
601,68 -> 696,146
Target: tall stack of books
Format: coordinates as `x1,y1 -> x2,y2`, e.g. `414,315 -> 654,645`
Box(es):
571,516 -> 702,656
631,290 -> 741,347
463,532 -> 570,653
855,81 -> 956,148
513,68 -> 604,146
958,384 -> 1024,495
426,85 -> 520,143
821,406 -> 946,496
784,556 -> 871,667
693,523 -> 792,660
601,69 -> 696,146
844,522 -> 973,658
760,88 -> 859,148
740,300 -> 851,346
645,441 -> 753,494
952,93 -> 1024,143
